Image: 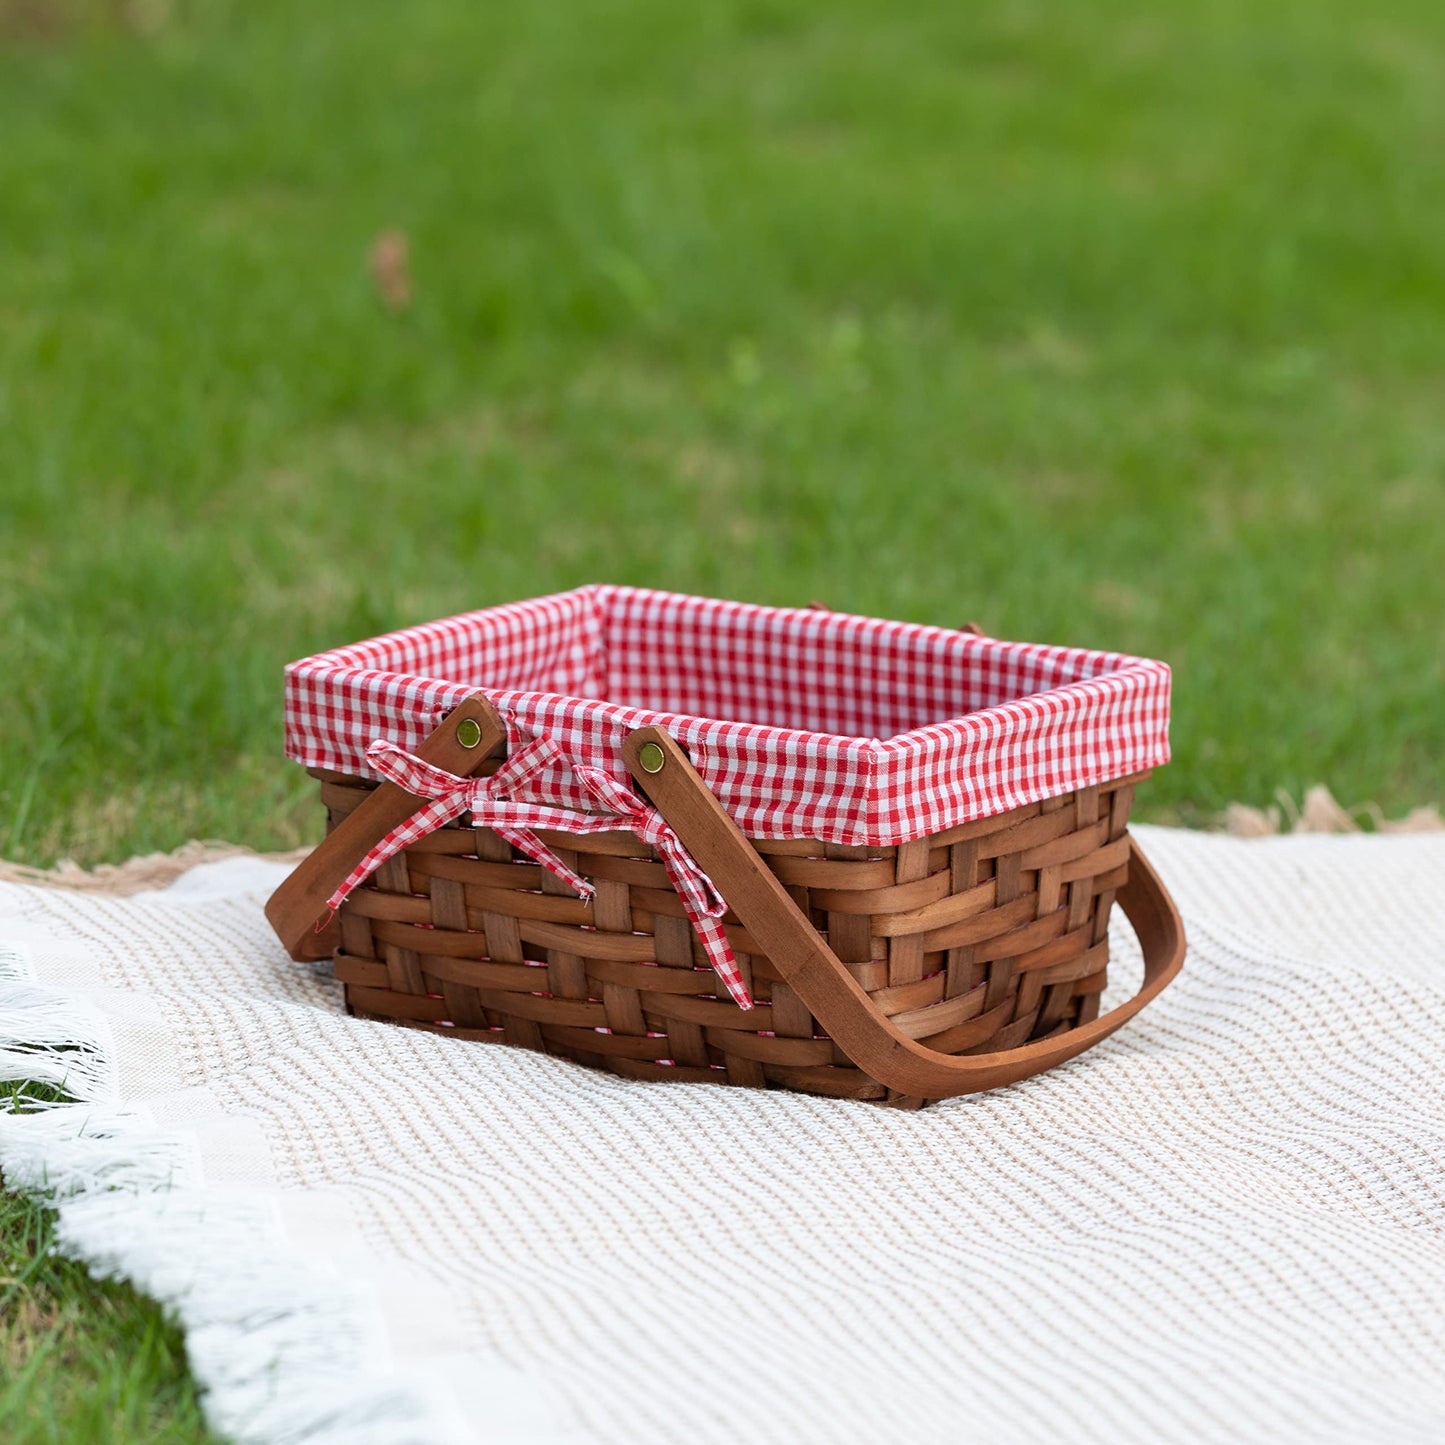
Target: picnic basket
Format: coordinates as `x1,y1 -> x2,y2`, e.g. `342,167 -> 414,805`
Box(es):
267,586 -> 1183,1106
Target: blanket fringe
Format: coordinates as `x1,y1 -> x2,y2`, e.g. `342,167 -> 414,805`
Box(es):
0,840 -> 312,896
1225,785 -> 1443,838
0,937 -> 535,1445
0,944 -> 119,1102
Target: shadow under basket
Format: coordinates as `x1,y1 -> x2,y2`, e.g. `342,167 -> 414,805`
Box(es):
301,748 -> 1177,1108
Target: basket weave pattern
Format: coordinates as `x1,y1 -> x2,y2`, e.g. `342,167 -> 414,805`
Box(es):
318,765 -> 1144,1104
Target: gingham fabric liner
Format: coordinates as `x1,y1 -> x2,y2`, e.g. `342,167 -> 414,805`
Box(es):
283,585 -> 1171,846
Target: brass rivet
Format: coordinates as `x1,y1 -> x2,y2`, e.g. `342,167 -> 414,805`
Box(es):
638,741 -> 666,774
456,717 -> 483,749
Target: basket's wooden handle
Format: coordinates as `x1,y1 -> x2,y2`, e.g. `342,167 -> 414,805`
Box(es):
265,696 -> 507,962
624,725 -> 1184,1099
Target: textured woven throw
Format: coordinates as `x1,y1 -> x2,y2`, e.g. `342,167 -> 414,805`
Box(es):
3,826 -> 1444,1444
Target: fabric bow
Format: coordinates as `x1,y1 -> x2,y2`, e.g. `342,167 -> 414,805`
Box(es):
326,735 -> 751,1009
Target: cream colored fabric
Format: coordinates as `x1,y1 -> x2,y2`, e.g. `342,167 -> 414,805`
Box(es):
3,827 -> 1445,1444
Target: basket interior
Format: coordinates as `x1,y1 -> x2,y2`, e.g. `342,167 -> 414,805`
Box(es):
598,589 -> 1117,738
323,585 -> 1127,740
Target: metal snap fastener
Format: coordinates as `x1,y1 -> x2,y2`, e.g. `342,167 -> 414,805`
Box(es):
638,741 -> 666,774
456,717 -> 483,749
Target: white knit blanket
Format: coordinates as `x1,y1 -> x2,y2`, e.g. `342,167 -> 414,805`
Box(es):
3,826 -> 1444,1444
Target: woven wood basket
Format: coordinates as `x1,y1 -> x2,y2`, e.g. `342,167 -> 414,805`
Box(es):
267,589 -> 1184,1105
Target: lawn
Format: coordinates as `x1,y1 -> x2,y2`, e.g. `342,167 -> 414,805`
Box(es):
2,0 -> 1442,1435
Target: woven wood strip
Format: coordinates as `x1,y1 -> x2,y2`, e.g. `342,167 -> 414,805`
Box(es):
318,772 -> 1147,1107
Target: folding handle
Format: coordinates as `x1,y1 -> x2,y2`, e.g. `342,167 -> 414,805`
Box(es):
624,725 -> 1184,1099
265,696 -> 507,961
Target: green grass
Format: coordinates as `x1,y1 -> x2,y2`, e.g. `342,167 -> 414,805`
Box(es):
1,0 -> 1442,1436
2,0 -> 1443,868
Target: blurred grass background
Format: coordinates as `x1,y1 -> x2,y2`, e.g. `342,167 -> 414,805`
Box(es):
0,0 -> 1442,1435
2,0 -> 1442,873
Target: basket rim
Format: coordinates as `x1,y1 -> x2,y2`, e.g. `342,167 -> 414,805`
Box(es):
282,585 -> 1171,846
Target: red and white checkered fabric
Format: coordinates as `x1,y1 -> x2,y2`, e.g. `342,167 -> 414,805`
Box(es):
285,585 -> 1172,847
